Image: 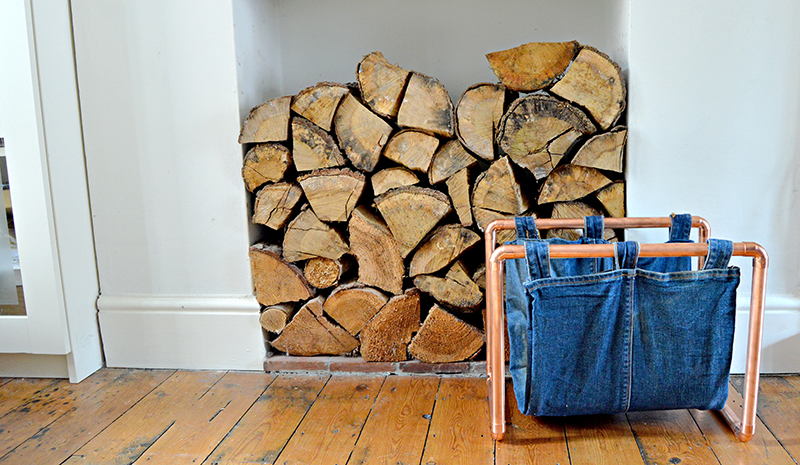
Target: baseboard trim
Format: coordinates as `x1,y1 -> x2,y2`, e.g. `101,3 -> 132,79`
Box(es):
0,353 -> 70,378
732,294 -> 800,373
97,294 -> 265,370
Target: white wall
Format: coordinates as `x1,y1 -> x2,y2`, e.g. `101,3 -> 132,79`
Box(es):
71,0 -> 264,370
628,0 -> 800,372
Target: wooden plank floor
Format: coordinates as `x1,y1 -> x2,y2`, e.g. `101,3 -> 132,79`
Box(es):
0,370 -> 798,464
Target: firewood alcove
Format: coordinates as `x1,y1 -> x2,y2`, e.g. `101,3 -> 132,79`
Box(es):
241,41 -> 627,368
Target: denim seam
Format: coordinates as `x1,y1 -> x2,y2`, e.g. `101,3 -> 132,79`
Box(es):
624,275 -> 634,412
523,268 -> 741,292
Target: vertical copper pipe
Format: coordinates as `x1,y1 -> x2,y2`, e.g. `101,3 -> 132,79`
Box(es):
488,247 -> 509,440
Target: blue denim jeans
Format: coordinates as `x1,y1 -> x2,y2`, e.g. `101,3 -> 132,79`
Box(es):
507,238 -> 739,417
637,213 -> 694,273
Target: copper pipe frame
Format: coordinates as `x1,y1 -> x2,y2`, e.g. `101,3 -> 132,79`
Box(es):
484,219 -> 766,443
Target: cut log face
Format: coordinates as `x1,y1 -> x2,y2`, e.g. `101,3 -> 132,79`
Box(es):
282,206 -> 350,262
249,243 -> 314,307
397,72 -> 454,137
538,164 -> 612,204
323,283 -> 389,336
357,51 -> 411,119
304,256 -> 348,290
472,265 -> 486,290
259,304 -> 295,334
348,205 -> 405,294
360,289 -> 421,362
291,82 -> 349,132
497,94 -> 596,180
334,93 -> 393,172
270,302 -> 359,356
242,143 -> 292,192
408,224 -> 480,277
348,205 -> 404,295
408,304 -> 484,363
252,182 -> 303,230
473,207 -> 517,244
548,201 -> 615,241
486,41 -> 579,91
471,156 -> 529,215
238,96 -> 292,143
550,46 -> 626,130
292,117 -> 346,172
446,168 -> 473,227
371,167 -> 419,196
413,261 -> 483,310
596,181 -> 625,217
298,168 -> 365,222
427,139 -> 478,185
455,83 -> 511,160
572,126 -> 626,173
374,186 -> 452,258
382,129 -> 440,173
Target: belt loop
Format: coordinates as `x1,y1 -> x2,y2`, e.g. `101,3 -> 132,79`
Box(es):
584,215 -> 605,240
702,238 -> 734,270
669,213 -> 693,242
515,215 -> 540,239
525,241 -> 551,280
615,241 -> 640,270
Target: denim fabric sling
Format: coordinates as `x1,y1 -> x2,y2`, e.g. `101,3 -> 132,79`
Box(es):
637,213 -> 693,273
507,238 -> 740,417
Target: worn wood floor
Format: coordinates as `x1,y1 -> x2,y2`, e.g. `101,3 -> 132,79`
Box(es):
0,370 -> 798,464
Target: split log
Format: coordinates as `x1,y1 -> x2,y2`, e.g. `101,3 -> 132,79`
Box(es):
291,117 -> 346,172
259,304 -> 295,334
427,139 -> 478,185
348,205 -> 405,295
413,261 -> 483,310
409,224 -> 480,277
471,156 -> 529,214
550,46 -> 626,130
571,126 -> 626,173
472,265 -> 486,290
382,129 -> 440,172
282,206 -> 349,262
596,181 -> 625,217
249,243 -> 314,307
238,96 -> 291,143
473,207 -> 516,244
547,201 -> 616,241
241,143 -> 292,192
374,186 -> 452,258
357,51 -> 410,119
486,41 -> 579,91
298,168 -> 365,222
271,299 -> 359,356
538,164 -> 612,204
408,304 -> 484,363
397,72 -> 454,137
334,93 -> 393,172
323,283 -> 389,336
304,257 -> 349,290
371,167 -> 419,196
497,94 -> 596,180
360,289 -> 421,362
291,82 -> 349,132
446,168 -> 473,227
252,182 -> 303,230
455,83 -> 512,160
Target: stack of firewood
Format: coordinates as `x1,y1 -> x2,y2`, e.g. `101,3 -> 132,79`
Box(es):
241,41 -> 626,363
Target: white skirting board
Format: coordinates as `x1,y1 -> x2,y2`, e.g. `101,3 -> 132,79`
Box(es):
98,295 -> 266,371
731,294 -> 800,374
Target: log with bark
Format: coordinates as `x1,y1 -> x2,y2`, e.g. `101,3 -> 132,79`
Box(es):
446,168 -> 473,226
291,117 -> 346,172
270,297 -> 359,356
359,289 -> 421,362
371,167 -> 419,196
347,205 -> 405,295
298,168 -> 365,222
357,52 -> 410,119
571,126 -> 626,173
427,139 -> 478,185
397,72 -> 454,137
486,41 -> 579,91
334,93 -> 393,172
282,206 -> 350,262
304,257 -> 349,290
323,283 -> 389,336
408,224 -> 480,277
496,94 -> 596,180
408,304 -> 484,363
413,261 -> 483,310
249,243 -> 314,307
374,186 -> 452,258
259,304 -> 295,334
291,82 -> 349,132
471,156 -> 529,215
538,164 -> 612,204
596,181 -> 625,217
238,95 -> 292,143
241,143 -> 292,192
455,83 -> 513,160
382,129 -> 440,173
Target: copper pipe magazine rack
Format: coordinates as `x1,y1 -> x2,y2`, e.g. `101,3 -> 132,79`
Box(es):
484,216 -> 768,442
